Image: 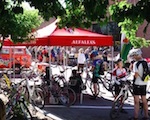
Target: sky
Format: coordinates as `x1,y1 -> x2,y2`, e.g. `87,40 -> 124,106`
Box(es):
58,0 -> 66,8
22,1 -> 65,10
22,2 -> 35,10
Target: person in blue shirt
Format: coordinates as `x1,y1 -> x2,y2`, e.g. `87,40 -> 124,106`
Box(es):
90,53 -> 104,99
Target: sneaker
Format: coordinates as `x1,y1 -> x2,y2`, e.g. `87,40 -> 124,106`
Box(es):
120,108 -> 128,114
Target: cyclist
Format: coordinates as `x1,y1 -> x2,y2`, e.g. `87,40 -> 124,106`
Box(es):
112,58 -> 127,113
128,48 -> 149,120
90,52 -> 104,100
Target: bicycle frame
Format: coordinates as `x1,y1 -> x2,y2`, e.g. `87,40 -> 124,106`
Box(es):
114,80 -> 133,108
22,73 -> 36,101
114,82 -> 130,103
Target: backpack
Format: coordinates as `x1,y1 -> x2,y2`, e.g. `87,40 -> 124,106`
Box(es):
136,60 -> 150,82
95,60 -> 104,75
69,75 -> 83,93
99,61 -> 105,75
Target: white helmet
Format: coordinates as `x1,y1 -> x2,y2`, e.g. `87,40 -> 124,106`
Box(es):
128,48 -> 142,57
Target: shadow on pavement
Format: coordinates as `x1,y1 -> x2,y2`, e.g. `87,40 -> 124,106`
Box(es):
43,94 -> 135,120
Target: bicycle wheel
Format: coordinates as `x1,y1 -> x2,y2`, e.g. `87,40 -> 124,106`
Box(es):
19,100 -> 33,120
31,87 -> 45,109
90,81 -> 100,97
109,95 -> 124,119
58,87 -> 76,106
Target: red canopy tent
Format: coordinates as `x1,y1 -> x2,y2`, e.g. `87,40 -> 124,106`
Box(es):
49,27 -> 113,46
3,20 -> 113,47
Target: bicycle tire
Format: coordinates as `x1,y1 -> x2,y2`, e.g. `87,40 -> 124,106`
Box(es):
90,81 -> 100,97
19,100 -> 33,120
21,86 -> 45,109
110,95 -> 124,119
58,87 -> 76,106
31,87 -> 45,109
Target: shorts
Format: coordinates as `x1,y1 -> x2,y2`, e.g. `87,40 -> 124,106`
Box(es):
92,76 -> 99,83
133,85 -> 146,95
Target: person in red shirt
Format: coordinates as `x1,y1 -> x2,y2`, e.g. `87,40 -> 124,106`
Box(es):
112,58 -> 127,113
112,58 -> 127,96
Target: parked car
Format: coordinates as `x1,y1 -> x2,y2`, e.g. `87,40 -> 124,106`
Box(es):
0,46 -> 32,74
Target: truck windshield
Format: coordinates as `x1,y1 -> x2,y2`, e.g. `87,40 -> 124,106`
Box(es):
26,48 -> 31,55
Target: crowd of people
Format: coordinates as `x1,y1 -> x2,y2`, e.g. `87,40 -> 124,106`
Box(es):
28,46 -> 111,67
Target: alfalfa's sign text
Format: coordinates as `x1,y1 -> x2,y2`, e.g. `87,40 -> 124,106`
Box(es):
71,40 -> 96,45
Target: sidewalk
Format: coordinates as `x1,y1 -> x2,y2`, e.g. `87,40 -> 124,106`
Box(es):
0,94 -> 54,120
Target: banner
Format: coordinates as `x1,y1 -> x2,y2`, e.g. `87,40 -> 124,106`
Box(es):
120,33 -> 132,62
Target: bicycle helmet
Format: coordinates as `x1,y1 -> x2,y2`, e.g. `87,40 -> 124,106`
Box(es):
115,58 -> 123,64
128,48 -> 142,57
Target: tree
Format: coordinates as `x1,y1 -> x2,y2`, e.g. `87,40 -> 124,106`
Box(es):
0,0 -> 43,49
109,0 -> 150,48
1,0 -> 150,48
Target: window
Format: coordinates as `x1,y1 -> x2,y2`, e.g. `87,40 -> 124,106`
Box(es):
13,48 -> 24,54
1,48 -> 10,54
26,48 -> 31,55
92,22 -> 121,51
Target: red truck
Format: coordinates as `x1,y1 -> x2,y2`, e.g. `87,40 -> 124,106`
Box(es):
0,46 -> 32,73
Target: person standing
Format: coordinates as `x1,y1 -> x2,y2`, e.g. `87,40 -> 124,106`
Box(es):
102,51 -> 109,71
112,58 -> 128,113
90,54 -> 104,99
77,48 -> 86,73
129,48 -> 149,120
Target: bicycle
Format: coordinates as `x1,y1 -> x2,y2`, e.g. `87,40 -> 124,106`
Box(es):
109,79 -> 133,119
20,70 -> 45,109
5,79 -> 33,120
41,65 -> 76,106
83,68 -> 114,97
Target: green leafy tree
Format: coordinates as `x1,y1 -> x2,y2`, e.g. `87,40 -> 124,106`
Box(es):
0,0 -> 43,49
109,0 -> 150,48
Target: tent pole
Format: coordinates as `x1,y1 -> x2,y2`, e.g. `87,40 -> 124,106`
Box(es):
111,46 -> 114,82
111,46 -> 114,71
48,47 -> 51,80
13,46 -> 15,81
